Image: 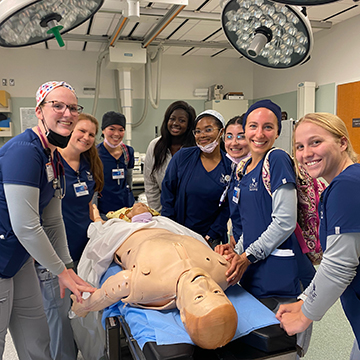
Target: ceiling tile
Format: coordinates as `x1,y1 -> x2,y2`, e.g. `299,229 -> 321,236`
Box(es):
65,41 -> 85,51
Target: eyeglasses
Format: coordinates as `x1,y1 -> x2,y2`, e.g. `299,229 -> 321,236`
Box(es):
43,100 -> 83,115
224,134 -> 246,142
193,127 -> 220,136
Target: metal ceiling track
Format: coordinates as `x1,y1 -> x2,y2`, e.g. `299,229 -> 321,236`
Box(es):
62,33 -> 232,48
100,7 -> 333,29
60,5 -> 332,49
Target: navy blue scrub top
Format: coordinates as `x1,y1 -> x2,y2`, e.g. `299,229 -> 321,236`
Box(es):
319,163 -> 360,344
61,154 -> 95,262
229,149 -> 309,298
97,142 -> 135,215
184,156 -> 230,238
161,147 -> 232,241
0,129 -> 57,278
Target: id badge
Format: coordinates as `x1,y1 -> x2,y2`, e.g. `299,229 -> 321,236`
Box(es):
112,168 -> 124,180
73,182 -> 89,197
46,162 -> 55,182
232,186 -> 240,204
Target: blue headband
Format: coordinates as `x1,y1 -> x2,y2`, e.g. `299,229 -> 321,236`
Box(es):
243,99 -> 282,135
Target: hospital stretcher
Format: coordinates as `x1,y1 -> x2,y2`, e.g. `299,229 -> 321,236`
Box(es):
105,314 -> 297,360
100,264 -> 297,360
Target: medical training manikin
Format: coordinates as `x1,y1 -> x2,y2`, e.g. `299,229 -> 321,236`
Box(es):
71,204 -> 238,349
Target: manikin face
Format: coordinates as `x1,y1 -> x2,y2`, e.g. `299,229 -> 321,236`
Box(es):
245,108 -> 278,158
176,267 -> 231,316
102,124 -> 125,147
68,119 -> 96,154
224,124 -> 249,160
294,121 -> 347,183
176,267 -> 237,350
167,108 -> 189,137
194,117 -> 223,147
36,86 -> 79,137
127,202 -> 149,219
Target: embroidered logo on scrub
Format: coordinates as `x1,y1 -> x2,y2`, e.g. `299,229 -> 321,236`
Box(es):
220,173 -> 231,184
86,171 -> 93,181
282,178 -> 287,184
249,178 -> 258,191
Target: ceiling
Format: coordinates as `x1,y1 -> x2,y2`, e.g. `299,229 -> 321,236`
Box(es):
29,0 -> 360,58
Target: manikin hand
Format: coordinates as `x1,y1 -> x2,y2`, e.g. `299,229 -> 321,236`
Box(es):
58,267 -> 96,303
276,301 -> 313,336
92,204 -> 105,224
214,244 -> 250,286
70,294 -> 90,317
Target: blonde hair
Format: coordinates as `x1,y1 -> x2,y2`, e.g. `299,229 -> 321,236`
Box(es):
77,113 -> 104,192
292,113 -> 358,174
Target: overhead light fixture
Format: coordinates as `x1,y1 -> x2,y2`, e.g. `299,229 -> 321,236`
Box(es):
221,0 -> 313,69
271,0 -> 340,5
0,0 -> 104,48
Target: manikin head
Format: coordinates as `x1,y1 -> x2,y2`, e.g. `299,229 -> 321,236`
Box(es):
176,267 -> 237,349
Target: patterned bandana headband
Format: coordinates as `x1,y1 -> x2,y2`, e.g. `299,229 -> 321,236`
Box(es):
36,81 -> 77,107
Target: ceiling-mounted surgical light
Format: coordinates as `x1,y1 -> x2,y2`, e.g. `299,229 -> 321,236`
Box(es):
221,0 -> 313,69
271,0 -> 340,5
247,25 -> 272,57
0,0 -> 104,48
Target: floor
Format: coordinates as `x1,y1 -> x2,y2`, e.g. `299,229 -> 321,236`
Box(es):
3,298 -> 354,360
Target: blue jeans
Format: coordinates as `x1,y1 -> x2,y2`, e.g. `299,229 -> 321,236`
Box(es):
36,264 -> 78,360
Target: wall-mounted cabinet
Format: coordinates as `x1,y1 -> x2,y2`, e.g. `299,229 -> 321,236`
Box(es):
0,90 -> 13,137
204,99 -> 249,122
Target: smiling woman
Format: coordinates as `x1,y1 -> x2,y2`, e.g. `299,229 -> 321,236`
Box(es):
97,111 -> 135,217
35,113 -> 104,360
277,113 -> 360,360
224,114 -> 250,164
0,81 -> 95,360
161,109 -> 233,249
215,99 -> 316,356
144,101 -> 196,212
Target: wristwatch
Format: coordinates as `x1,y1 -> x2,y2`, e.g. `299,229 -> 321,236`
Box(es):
245,252 -> 257,264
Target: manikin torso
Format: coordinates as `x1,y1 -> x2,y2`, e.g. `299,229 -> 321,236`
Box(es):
114,228 -> 230,310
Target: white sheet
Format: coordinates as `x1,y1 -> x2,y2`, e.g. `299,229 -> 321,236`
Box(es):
78,216 -> 210,287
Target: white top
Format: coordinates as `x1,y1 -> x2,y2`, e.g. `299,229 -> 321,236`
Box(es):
144,137 -> 172,212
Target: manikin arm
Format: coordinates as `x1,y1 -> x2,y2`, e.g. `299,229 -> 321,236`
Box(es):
71,270 -> 132,317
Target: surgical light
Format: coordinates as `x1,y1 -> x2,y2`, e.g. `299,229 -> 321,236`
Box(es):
271,0 -> 341,5
0,0 -> 104,48
221,0 -> 313,69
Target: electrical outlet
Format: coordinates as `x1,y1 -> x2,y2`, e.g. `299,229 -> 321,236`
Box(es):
2,79 -> 7,86
9,79 -> 15,86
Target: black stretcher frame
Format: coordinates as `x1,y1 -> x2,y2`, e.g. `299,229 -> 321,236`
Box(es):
105,314 -> 297,360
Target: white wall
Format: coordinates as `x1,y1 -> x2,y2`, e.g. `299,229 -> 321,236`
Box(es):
252,13 -> 360,101
0,47 -> 254,100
